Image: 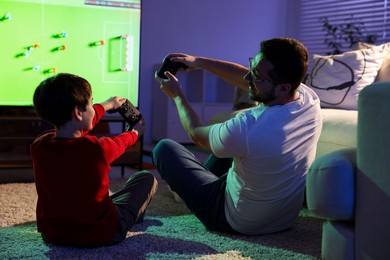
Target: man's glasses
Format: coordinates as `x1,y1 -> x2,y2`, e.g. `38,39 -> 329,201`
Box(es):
248,58 -> 276,85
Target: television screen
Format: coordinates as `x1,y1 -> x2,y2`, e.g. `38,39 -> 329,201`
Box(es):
0,0 -> 141,107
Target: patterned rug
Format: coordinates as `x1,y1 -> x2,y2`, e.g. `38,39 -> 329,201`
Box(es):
0,167 -> 323,259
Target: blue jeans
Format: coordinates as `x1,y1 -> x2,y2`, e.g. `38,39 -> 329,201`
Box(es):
152,139 -> 237,234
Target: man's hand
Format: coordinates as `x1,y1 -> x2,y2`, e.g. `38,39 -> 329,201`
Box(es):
155,53 -> 201,100
155,71 -> 184,100
167,53 -> 198,70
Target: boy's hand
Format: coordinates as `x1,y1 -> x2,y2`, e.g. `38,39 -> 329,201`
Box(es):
132,117 -> 146,137
101,96 -> 126,112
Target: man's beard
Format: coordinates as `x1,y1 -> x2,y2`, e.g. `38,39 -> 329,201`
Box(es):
248,83 -> 277,105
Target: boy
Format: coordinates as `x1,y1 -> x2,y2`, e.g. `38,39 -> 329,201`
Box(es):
31,73 -> 157,247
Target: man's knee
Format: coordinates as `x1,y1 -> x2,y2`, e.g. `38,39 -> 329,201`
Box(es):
152,139 -> 177,164
154,139 -> 176,153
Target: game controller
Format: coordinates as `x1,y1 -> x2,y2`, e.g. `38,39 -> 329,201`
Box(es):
157,56 -> 188,79
108,99 -> 142,131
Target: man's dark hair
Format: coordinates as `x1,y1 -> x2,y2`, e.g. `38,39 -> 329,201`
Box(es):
260,38 -> 309,93
33,73 -> 92,128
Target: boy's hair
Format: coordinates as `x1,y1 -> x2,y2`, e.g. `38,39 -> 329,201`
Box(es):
260,38 -> 309,93
33,73 -> 92,128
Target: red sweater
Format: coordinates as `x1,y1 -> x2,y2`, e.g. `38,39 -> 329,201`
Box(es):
31,104 -> 138,247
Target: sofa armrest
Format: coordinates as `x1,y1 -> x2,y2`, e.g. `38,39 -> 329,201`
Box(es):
355,81 -> 390,258
306,148 -> 357,220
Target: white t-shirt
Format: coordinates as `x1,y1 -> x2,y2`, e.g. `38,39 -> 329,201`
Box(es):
209,84 -> 322,235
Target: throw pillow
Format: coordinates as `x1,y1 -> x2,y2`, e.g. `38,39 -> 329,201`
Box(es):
306,43 -> 390,110
352,42 -> 390,83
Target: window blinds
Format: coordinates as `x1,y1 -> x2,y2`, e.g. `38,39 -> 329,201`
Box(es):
298,0 -> 390,57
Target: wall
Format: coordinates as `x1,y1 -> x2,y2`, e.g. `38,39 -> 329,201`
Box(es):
139,0 -> 299,144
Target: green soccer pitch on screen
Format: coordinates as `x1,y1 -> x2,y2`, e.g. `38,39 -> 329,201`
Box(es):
0,0 -> 141,107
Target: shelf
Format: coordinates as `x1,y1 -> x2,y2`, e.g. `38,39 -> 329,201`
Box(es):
0,115 -> 143,174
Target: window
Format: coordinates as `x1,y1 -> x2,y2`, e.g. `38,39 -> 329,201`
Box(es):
298,0 -> 390,58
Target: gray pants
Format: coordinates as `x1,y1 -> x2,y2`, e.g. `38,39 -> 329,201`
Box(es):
109,170 -> 158,244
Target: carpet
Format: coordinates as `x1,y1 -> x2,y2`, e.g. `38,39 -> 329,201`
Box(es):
0,167 -> 323,259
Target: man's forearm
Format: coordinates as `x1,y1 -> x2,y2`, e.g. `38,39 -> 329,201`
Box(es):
196,57 -> 249,91
173,95 -> 202,139
173,95 -> 212,152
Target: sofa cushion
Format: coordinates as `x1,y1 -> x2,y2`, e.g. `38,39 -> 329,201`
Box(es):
306,148 -> 356,220
316,108 -> 357,157
306,43 -> 390,110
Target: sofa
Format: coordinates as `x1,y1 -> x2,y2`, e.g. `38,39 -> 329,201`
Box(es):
306,81 -> 390,260
306,42 -> 390,260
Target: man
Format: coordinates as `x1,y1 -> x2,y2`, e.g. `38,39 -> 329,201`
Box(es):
153,38 -> 322,235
